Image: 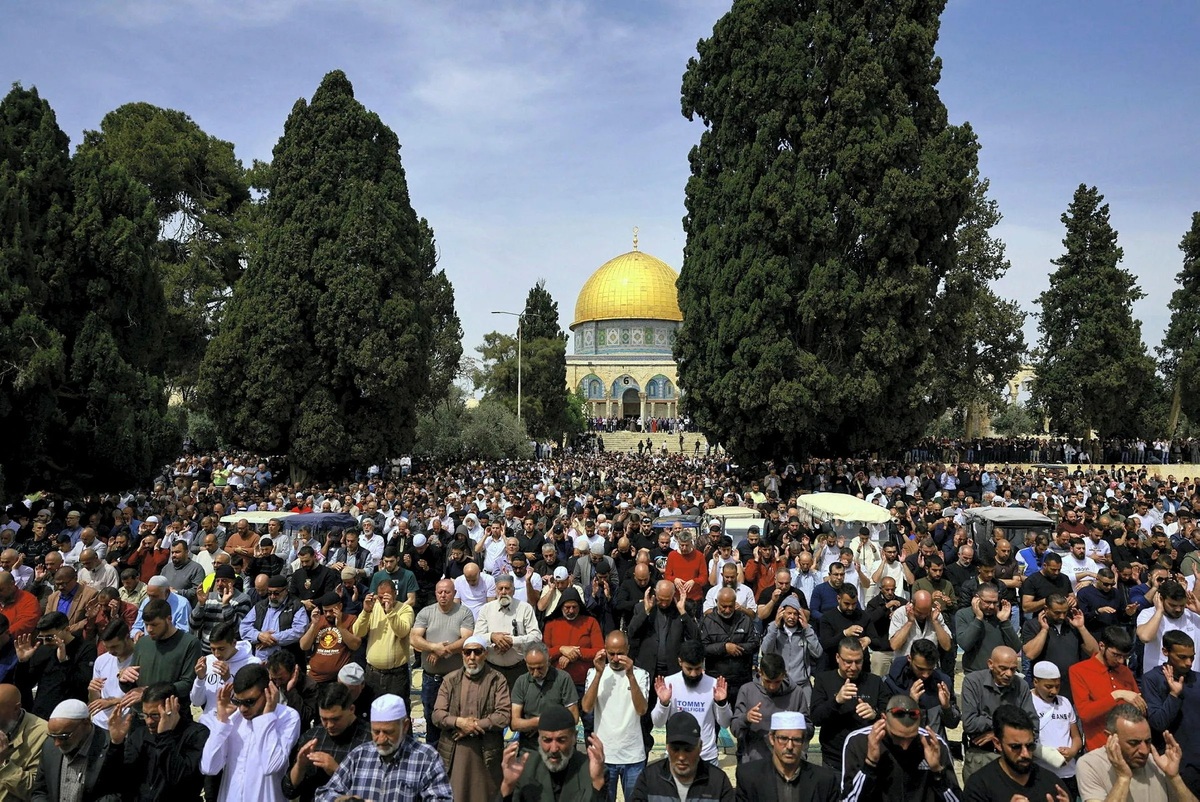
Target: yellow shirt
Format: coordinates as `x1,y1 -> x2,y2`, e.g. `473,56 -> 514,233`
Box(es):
0,711 -> 48,800
351,600 -> 414,669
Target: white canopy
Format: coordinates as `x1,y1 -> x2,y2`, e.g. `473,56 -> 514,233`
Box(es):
795,493 -> 892,524
218,511 -> 296,524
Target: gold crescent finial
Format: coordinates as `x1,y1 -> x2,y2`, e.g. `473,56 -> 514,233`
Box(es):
632,226 -> 639,252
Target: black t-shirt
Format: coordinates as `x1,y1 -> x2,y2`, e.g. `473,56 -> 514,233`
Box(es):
1021,571 -> 1071,604
756,585 -> 809,613
962,756 -> 1066,802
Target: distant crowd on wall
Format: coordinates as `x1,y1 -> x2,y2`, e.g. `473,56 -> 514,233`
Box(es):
585,415 -> 695,434
904,436 -> 1200,466
0,448 -> 1197,801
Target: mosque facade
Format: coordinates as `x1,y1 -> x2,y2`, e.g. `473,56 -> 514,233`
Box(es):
566,231 -> 683,423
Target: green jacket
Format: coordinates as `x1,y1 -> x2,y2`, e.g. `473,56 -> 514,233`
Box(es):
502,750 -> 604,802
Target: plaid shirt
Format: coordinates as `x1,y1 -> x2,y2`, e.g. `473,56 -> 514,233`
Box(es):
316,736 -> 453,802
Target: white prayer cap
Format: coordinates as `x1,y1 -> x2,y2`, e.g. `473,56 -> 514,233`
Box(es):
553,567 -> 569,581
147,576 -> 170,588
370,694 -> 408,722
1033,661 -> 1061,679
50,699 -> 91,720
463,634 -> 489,650
412,534 -> 427,547
770,711 -> 807,731
574,537 -> 591,553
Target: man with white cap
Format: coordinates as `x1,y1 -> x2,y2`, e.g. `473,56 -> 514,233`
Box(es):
432,633 -> 511,802
1029,660 -> 1082,800
498,703 -> 606,801
29,699 -> 114,800
475,521 -> 509,576
131,576 -> 190,638
402,533 -> 444,611
841,693 -> 960,802
316,693 -> 452,801
733,710 -> 840,801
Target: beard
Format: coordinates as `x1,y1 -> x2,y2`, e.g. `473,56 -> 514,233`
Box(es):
464,663 -> 485,677
499,596 -> 512,609
375,738 -> 399,757
539,741 -> 575,772
682,673 -> 704,688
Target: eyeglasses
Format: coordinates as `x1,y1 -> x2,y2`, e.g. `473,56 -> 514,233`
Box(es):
462,649 -> 485,656
231,694 -> 263,708
48,729 -> 77,740
888,708 -> 920,721
773,735 -> 805,746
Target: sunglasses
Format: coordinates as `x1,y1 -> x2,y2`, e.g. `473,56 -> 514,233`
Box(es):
462,649 -> 485,656
888,708 -> 920,721
231,694 -> 263,708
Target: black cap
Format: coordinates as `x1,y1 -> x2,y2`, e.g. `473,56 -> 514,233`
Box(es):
665,712 -> 701,746
539,704 -> 575,733
213,565 -> 236,580
267,574 -> 287,589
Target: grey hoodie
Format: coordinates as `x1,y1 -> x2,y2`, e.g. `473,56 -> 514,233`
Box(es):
730,675 -> 812,763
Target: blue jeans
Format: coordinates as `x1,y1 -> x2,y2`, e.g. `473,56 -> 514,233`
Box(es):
606,762 -> 644,802
422,672 -> 445,745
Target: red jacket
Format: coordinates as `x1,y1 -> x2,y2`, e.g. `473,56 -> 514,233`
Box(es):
0,588 -> 41,639
127,546 -> 170,584
1069,655 -> 1139,751
665,550 -> 708,601
544,615 -> 604,685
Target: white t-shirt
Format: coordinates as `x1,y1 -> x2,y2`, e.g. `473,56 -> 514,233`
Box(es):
1059,554 -> 1099,590
91,650 -> 134,730
512,572 -> 544,605
585,664 -> 650,764
1136,606 -> 1200,673
649,672 -> 732,763
453,573 -> 497,619
702,583 -> 757,614
1031,693 -> 1078,779
1084,538 -> 1111,564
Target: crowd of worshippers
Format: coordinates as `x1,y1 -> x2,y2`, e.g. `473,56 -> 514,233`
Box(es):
0,455 -> 1198,802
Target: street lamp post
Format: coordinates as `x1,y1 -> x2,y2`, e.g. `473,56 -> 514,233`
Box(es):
491,310 -> 541,423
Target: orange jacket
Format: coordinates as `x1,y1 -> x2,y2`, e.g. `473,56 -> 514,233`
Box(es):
544,614 -> 604,685
0,588 -> 41,639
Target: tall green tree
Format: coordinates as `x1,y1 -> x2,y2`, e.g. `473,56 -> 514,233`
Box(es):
1160,212 -> 1200,431
0,85 -> 177,494
0,83 -> 71,498
83,103 -> 252,391
197,70 -> 441,480
418,224 -> 463,414
1032,185 -> 1158,437
472,280 -> 573,442
676,0 -> 995,461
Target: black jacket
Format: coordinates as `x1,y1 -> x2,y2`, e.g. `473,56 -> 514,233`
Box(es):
698,609 -> 761,687
841,725 -> 961,802
817,606 -> 869,671
31,725 -> 118,802
809,669 -> 887,771
97,718 -> 208,802
734,757 -> 840,802
628,602 -> 699,677
630,756 -> 733,802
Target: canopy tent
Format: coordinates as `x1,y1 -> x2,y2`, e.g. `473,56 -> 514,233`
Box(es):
280,511 -> 358,532
218,511 -> 296,525
705,506 -> 759,519
794,493 -> 892,525
964,507 -> 1054,545
964,507 -> 1053,528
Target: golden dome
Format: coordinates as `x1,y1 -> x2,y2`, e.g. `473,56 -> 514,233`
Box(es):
572,248 -> 683,328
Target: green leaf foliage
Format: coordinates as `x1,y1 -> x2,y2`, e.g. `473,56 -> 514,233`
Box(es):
1160,212 -> 1200,429
197,70 -> 446,478
0,84 -> 178,495
522,279 -> 565,341
83,103 -> 252,390
676,0 -> 1002,461
1032,184 -> 1159,437
414,395 -> 530,461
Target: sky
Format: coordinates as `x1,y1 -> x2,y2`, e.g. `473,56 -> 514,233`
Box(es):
3,0 -> 1199,370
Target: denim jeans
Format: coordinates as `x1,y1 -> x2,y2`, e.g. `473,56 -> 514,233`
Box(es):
605,762 -> 645,802
422,672 -> 445,745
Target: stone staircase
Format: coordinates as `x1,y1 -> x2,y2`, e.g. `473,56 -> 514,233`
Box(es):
593,430 -> 712,454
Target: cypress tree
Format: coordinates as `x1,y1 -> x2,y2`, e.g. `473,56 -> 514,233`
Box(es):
1032,184 -> 1157,438
1159,213 -> 1200,431
198,71 -> 443,479
676,0 -> 991,461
